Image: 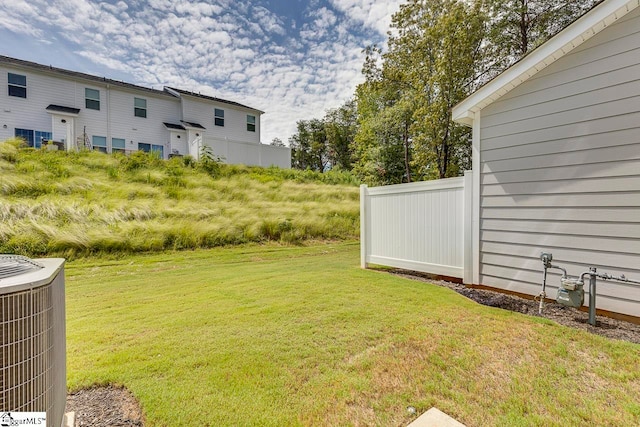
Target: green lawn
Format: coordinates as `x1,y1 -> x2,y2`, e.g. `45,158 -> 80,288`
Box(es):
65,242 -> 640,426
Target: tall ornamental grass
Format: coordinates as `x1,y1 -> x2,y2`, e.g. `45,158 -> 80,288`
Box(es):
0,141 -> 360,257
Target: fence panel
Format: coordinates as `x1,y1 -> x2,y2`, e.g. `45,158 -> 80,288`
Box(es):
361,171 -> 472,281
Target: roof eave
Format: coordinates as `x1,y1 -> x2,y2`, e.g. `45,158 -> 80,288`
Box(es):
452,0 -> 640,127
1,55 -> 177,98
166,86 -> 265,114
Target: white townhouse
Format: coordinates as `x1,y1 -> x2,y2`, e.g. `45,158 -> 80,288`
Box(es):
0,55 -> 290,168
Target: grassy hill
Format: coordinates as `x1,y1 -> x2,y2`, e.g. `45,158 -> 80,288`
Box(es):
0,139 -> 360,257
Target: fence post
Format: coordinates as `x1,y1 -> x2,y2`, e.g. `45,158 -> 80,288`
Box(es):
463,170 -> 473,284
360,184 -> 368,269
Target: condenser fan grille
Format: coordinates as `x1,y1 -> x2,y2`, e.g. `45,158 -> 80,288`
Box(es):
0,255 -> 44,279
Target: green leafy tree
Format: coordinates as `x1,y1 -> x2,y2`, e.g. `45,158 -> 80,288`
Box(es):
289,119 -> 328,171
352,45 -> 416,186
483,0 -> 601,79
353,0 -> 485,182
324,99 -> 358,171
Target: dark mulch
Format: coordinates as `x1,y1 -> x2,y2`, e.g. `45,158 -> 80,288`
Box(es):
65,386 -> 144,427
389,268 -> 640,345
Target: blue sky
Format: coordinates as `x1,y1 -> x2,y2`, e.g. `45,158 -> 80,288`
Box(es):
0,0 -> 403,144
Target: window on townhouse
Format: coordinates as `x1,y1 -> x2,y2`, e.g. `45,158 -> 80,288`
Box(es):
138,142 -> 164,158
35,131 -> 52,148
8,73 -> 27,98
134,97 -> 147,118
92,136 -> 107,153
214,108 -> 224,126
14,128 -> 51,148
85,88 -> 100,110
247,115 -> 256,132
112,138 -> 126,154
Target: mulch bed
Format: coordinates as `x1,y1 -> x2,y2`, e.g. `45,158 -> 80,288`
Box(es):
65,386 -> 144,427
65,269 -> 640,426
389,268 -> 640,345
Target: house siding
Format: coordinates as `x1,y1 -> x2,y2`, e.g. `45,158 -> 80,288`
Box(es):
0,56 -> 286,166
181,96 -> 261,144
0,65 -> 76,141
478,6 -> 640,317
108,89 -> 180,153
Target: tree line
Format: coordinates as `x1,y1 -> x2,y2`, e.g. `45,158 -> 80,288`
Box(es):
289,0 -> 599,185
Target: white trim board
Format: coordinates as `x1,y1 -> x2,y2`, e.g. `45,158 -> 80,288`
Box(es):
452,0 -> 640,126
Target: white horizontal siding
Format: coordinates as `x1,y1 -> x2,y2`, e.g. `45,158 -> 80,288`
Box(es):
109,89 -> 180,156
482,96 -> 640,140
482,176 -> 640,196
76,83 -> 108,143
482,192 -> 640,208
0,59 -> 269,163
482,110 -> 640,152
491,8 -> 640,106
482,207 -> 640,222
481,157 -> 640,183
181,96 -> 260,144
0,65 -> 77,139
478,8 -> 640,318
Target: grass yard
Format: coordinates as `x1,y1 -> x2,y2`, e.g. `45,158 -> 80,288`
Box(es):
65,242 -> 640,426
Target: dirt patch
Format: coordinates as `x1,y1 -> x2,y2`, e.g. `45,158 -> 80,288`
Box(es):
389,269 -> 640,345
65,385 -> 144,426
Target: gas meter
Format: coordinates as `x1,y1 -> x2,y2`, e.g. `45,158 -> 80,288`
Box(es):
556,276 -> 584,308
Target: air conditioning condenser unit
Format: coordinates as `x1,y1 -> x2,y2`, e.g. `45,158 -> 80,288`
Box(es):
0,255 -> 66,427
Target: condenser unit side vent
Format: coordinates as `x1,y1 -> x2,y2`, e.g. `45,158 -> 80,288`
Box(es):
0,256 -> 66,427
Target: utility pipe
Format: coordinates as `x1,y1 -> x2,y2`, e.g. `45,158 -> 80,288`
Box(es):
539,253 -> 567,315
579,269 -> 640,326
579,268 -> 598,326
589,267 -> 597,326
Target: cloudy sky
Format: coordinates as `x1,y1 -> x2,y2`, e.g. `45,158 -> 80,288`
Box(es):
0,0 -> 403,144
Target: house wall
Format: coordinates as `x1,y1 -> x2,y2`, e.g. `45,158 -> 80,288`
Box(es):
181,95 -> 261,144
478,7 -> 640,317
0,62 -> 179,155
0,64 -> 76,141
0,57 -> 290,168
169,130 -> 188,156
108,88 -> 180,154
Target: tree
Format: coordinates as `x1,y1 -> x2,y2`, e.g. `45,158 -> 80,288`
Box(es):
352,44 -> 416,186
270,137 -> 285,147
324,99 -> 358,171
353,0 -> 485,182
395,0 -> 485,179
483,0 -> 601,79
289,119 -> 328,171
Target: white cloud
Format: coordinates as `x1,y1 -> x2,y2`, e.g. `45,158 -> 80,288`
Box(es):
0,0 -> 395,144
328,0 -> 403,35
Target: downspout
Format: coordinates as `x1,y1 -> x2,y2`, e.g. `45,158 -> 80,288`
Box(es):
471,110 -> 481,285
106,83 -> 111,153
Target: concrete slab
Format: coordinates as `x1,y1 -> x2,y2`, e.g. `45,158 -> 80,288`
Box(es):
63,411 -> 75,427
407,407 -> 466,427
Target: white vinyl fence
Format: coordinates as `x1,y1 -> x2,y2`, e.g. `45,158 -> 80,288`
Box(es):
360,171 -> 473,282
